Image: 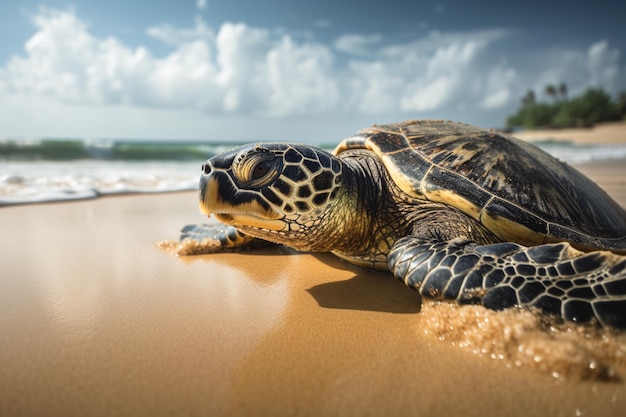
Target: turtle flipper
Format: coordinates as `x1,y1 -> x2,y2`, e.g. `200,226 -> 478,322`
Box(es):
180,224 -> 251,247
388,237 -> 626,328
179,223 -> 263,252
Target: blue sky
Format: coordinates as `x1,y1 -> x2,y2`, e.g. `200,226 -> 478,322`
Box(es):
0,0 -> 624,141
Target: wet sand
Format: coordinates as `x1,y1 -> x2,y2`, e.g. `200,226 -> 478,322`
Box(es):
1,158 -> 626,416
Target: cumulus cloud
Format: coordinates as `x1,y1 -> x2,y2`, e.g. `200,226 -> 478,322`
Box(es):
339,30 -> 516,113
1,7 -> 624,124
587,40 -> 621,93
480,66 -> 518,109
2,8 -> 339,116
265,36 -> 339,115
400,39 -> 487,111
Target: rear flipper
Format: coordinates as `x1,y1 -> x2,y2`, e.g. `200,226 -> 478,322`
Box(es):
388,237 -> 626,329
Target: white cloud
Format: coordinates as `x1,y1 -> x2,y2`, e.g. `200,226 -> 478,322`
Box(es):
147,40 -> 217,107
2,9 -> 339,116
214,22 -> 272,112
345,60 -> 404,113
480,66 -> 517,109
587,40 -> 621,93
265,36 -> 339,115
340,32 -> 514,113
196,0 -> 207,10
1,7 -> 624,136
400,39 -> 485,111
146,15 -> 214,46
6,8 -> 94,100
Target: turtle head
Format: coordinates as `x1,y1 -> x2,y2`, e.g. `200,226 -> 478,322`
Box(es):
199,143 -> 344,250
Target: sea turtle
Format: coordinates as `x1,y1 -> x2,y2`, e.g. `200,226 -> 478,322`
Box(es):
181,120 -> 626,328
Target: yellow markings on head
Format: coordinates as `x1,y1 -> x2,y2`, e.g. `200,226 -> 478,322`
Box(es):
200,176 -> 285,233
199,200 -> 211,216
201,176 -> 281,219
218,214 -> 286,232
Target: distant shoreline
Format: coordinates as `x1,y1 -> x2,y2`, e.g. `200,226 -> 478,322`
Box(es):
508,121 -> 626,145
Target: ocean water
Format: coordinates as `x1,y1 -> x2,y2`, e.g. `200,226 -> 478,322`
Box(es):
1,137 -> 625,206
0,139 -> 248,206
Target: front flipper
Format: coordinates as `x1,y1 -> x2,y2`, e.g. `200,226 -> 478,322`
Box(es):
388,236 -> 626,328
176,223 -> 268,254
180,224 -> 253,248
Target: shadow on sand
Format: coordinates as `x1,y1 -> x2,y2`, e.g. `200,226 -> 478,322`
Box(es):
306,253 -> 422,314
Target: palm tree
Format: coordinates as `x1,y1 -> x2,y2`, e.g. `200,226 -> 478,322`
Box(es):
545,84 -> 558,102
558,82 -> 568,101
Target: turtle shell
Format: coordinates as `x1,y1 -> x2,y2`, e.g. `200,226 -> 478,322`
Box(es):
334,120 -> 626,254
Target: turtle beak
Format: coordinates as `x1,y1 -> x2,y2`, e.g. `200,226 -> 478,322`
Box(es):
199,173 -> 235,217
198,165 -> 237,217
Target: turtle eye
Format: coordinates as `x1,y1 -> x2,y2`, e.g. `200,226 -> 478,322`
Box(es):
233,149 -> 281,188
251,160 -> 272,180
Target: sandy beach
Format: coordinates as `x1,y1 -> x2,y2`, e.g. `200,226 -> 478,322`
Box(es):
513,121 -> 626,145
1,127 -> 626,416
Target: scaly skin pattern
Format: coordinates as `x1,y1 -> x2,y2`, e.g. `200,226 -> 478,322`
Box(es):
388,236 -> 626,328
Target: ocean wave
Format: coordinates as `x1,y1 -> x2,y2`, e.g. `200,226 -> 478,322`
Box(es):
0,138 -> 249,162
1,138 -> 625,206
532,141 -> 626,163
0,160 -> 199,206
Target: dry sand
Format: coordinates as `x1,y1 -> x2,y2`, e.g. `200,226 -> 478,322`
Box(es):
513,121 -> 626,145
1,135 -> 626,416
